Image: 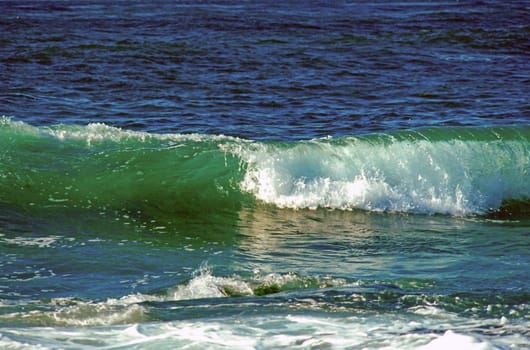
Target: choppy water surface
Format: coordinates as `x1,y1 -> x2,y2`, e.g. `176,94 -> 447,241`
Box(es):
2,0 -> 529,139
1,1 -> 529,349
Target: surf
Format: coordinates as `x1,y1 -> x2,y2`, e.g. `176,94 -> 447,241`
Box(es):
1,117 -> 528,218
236,125 -> 530,217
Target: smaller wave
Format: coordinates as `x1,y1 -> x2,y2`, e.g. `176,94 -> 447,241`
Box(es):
8,264 -> 525,328
0,265 -> 345,327
164,265 -> 345,299
1,266 -> 528,350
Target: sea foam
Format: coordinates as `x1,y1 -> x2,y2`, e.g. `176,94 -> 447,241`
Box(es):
238,128 -> 529,216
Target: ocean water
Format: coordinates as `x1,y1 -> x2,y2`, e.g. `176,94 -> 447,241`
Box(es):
1,1 -> 529,349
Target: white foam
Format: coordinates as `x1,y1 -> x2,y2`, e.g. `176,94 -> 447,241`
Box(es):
1,301 -> 528,350
50,301 -> 146,327
0,314 -> 515,350
1,116 -> 243,147
418,330 -> 495,350
236,136 -> 529,216
0,333 -> 50,350
166,270 -> 253,300
45,121 -> 243,146
0,267 -> 348,330
0,235 -> 63,248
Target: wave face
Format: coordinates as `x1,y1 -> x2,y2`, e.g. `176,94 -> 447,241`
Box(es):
0,117 -> 248,217
1,118 -> 529,217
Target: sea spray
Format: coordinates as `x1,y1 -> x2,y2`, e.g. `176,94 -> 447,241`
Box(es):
237,127 -> 530,216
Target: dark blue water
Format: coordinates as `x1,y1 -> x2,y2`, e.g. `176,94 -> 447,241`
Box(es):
1,1 -> 529,349
2,1 -> 529,139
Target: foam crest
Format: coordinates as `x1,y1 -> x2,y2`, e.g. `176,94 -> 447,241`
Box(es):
165,267 -> 345,300
166,268 -> 254,300
46,122 -> 242,146
0,297 -> 146,327
50,301 -> 146,327
1,116 -> 242,146
238,129 -> 530,216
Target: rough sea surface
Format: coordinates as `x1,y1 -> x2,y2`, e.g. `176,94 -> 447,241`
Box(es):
1,1 -> 529,349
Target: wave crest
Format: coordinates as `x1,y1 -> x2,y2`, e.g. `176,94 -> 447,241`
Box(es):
237,127 -> 530,216
1,118 -> 528,217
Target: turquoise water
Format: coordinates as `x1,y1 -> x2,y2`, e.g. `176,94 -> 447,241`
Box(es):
1,119 -> 529,217
1,1 -> 529,348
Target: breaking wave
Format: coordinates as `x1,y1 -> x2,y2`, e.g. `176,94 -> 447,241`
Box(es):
1,117 -> 528,217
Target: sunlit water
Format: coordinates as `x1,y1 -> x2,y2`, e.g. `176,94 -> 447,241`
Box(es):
1,1 -> 529,349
